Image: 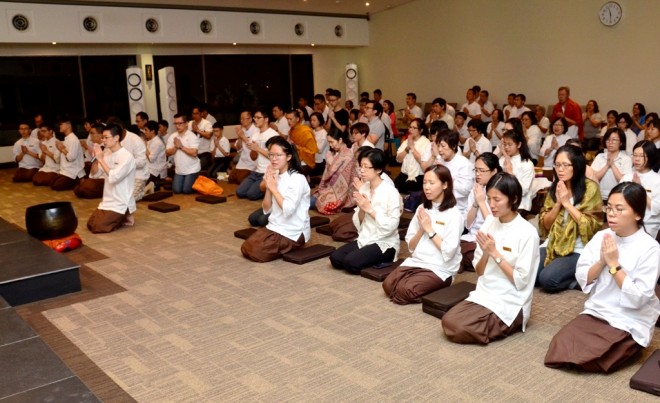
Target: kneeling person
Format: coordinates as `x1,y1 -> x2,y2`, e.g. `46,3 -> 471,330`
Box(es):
87,124 -> 137,233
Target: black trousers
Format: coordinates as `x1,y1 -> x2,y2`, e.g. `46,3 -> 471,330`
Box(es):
329,241 -> 396,274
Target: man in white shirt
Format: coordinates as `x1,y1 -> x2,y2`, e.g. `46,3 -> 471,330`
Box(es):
426,97 -> 455,130
166,113 -> 201,194
73,124 -> 105,199
144,120 -> 167,192
86,123 -> 137,233
30,114 -> 43,140
270,105 -> 290,137
402,92 -> 423,126
503,93 -> 516,120
478,90 -> 495,130
51,119 -> 85,190
313,94 -> 330,122
236,108 -> 279,200
135,111 -> 149,134
373,89 -> 384,105
230,110 -> 259,185
365,101 -> 387,150
461,88 -> 482,126
200,104 -> 217,125
189,106 -> 213,171
509,94 -> 531,119
107,116 -> 149,201
12,121 -> 42,182
32,123 -> 61,186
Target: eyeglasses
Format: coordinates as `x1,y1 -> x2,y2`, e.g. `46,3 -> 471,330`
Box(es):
174,121 -> 186,126
473,168 -> 491,173
632,153 -> 646,159
268,153 -> 286,159
553,162 -> 573,169
501,142 -> 516,148
253,116 -> 265,120
606,138 -> 620,143
360,165 -> 374,170
605,206 -> 625,216
552,123 -> 564,127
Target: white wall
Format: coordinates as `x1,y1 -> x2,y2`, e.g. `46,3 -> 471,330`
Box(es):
355,0 -> 660,114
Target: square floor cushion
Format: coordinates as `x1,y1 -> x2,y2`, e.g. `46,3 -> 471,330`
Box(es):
315,225 -> 333,236
629,349 -> 660,396
141,191 -> 173,202
195,195 -> 227,204
360,259 -> 404,282
147,202 -> 180,213
234,227 -> 257,240
310,216 -> 330,228
282,244 -> 336,265
421,282 -> 477,319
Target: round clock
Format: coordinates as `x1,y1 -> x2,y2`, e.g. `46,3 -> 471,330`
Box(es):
346,68 -> 357,80
599,1 -> 622,26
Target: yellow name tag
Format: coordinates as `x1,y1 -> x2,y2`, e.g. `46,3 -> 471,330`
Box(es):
645,188 -> 651,193
435,220 -> 445,225
503,246 -> 512,252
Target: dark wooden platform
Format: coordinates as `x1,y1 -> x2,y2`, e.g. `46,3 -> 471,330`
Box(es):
0,218 -> 81,306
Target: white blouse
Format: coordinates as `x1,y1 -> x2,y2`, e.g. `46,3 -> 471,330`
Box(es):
399,136 -> 431,179
621,170 -> 660,239
167,130 -> 201,176
39,137 -> 60,173
467,214 -> 540,330
403,204 -> 463,281
264,170 -> 311,242
591,151 -> 633,200
576,228 -> 660,347
461,187 -> 492,243
353,180 -> 402,258
94,147 -> 137,215
499,154 -> 535,211
438,153 -> 474,217
539,134 -> 570,170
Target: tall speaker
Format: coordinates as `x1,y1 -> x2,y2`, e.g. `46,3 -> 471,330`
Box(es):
345,63 -> 358,107
158,66 -> 177,126
125,66 -> 146,123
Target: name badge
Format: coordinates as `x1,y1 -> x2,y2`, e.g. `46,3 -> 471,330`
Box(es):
645,188 -> 651,193
435,220 -> 445,225
503,246 -> 512,252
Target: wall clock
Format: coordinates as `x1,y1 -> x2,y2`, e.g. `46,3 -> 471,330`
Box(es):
599,2 -> 622,26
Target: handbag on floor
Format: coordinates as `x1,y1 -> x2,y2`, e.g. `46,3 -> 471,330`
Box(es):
192,175 -> 223,196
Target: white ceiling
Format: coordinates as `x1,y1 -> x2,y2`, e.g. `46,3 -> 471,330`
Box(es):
82,0 -> 417,17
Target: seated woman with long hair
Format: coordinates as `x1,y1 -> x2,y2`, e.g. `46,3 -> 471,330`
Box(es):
241,136 -> 310,262
545,182 -> 660,373
442,172 -> 540,344
312,129 -> 357,215
621,140 -> 660,239
537,145 -> 603,293
383,165 -> 463,304
591,127 -> 633,204
329,148 -> 401,274
499,129 -> 535,212
394,118 -> 431,194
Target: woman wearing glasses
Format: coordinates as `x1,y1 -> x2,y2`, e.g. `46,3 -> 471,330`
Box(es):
539,117 -> 571,181
537,145 -> 603,293
329,148 -> 402,274
620,140 -> 660,239
591,128 -> 633,204
545,182 -> 660,373
241,136 -> 310,262
394,118 -> 431,194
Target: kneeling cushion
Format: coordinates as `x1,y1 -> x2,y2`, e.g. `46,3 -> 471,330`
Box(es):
360,259 -> 404,282
629,349 -> 660,396
282,244 -> 336,265
196,195 -> 227,204
422,281 -> 477,319
141,191 -> 173,202
234,227 -> 257,240
310,216 -> 330,228
315,224 -> 332,236
148,202 -> 180,213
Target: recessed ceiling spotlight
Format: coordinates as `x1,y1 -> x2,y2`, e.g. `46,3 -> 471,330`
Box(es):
366,2 -> 370,6
52,42 -> 57,45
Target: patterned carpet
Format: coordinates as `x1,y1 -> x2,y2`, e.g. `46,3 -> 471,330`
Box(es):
1,168 -> 658,402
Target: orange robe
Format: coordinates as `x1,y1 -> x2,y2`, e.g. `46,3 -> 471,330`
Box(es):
288,124 -> 318,169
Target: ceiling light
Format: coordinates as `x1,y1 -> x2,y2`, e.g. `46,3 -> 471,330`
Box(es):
366,2 -> 370,6
233,42 -> 237,45
52,42 -> 57,45
311,43 -> 315,47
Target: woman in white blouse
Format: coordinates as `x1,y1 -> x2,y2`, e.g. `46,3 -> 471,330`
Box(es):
486,109 -> 505,150
394,118 -> 431,194
621,140 -> 660,239
545,182 -> 660,373
499,130 -> 535,212
241,136 -> 311,262
539,117 -> 571,181
616,112 -> 637,155
329,148 -> 401,274
309,112 -> 328,177
442,172 -> 540,344
521,111 -> 542,166
582,99 -> 602,151
383,165 -> 463,304
591,128 -> 633,203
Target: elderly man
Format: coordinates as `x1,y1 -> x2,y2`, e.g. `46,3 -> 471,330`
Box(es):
551,86 -> 583,140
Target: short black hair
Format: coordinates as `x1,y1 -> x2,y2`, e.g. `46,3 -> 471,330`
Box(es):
104,123 -> 123,138
486,172 -> 522,211
158,119 -> 169,128
212,122 -> 224,130
145,120 -> 159,133
360,148 -> 387,174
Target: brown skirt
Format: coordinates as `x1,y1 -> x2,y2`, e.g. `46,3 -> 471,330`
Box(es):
382,266 -> 452,305
544,314 -> 642,373
241,228 -> 305,263
442,300 -> 523,345
51,174 -> 78,191
32,171 -> 59,186
459,241 -> 476,273
13,168 -> 38,183
74,178 -> 104,199
87,209 -> 129,234
228,168 -> 251,185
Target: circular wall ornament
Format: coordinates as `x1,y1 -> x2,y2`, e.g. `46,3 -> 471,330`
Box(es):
127,73 -> 142,87
250,21 -> 261,35
345,68 -> 357,80
334,24 -> 344,37
200,19 -> 212,34
145,18 -> 159,33
294,23 -> 304,36
12,14 -> 29,31
129,88 -> 143,102
83,16 -> 98,32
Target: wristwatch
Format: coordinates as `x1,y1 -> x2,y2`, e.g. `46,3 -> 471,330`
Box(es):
494,257 -> 503,265
609,265 -> 622,275
428,232 -> 436,239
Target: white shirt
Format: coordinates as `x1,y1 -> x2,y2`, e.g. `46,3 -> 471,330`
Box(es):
487,121 -> 505,148
500,154 -> 535,211
167,130 -> 201,175
462,187 -> 492,242
252,128 -> 279,173
539,134 -> 570,169
456,124 -> 469,144
538,116 -> 550,134
205,113 -> 217,125
407,104 -> 423,119
58,132 -> 85,179
399,136 -> 431,179
576,228 -> 660,347
146,137 -> 167,178
212,136 -> 230,158
623,128 -> 637,156
621,170 -> 660,239
264,170 -> 311,242
461,101 -> 481,125
121,131 -> 149,180
314,129 -> 329,164
94,147 -> 137,215
13,136 -> 42,169
30,128 -> 39,140
480,101 -> 495,123
236,124 -> 259,171
446,104 -> 456,118
188,118 -> 213,154
426,113 -> 456,131
509,106 -> 530,119
525,125 -> 542,161
275,117 -> 290,137
591,151 -> 633,199
438,153 -> 474,217
464,135 -> 492,165
39,137 -> 60,173
468,214 -> 540,330
353,181 -> 402,258
403,204 -> 463,281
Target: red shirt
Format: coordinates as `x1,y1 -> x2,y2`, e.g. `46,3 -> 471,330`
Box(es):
551,98 -> 584,140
